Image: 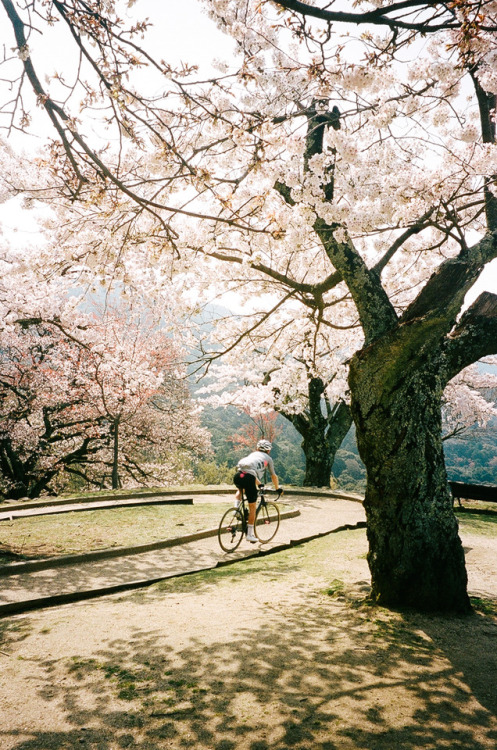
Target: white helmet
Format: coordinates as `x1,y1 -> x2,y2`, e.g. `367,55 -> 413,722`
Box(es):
257,439 -> 272,452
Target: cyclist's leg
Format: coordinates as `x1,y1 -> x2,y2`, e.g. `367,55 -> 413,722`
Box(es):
238,474 -> 258,541
233,471 -> 245,508
234,472 -> 256,511
243,476 -> 257,524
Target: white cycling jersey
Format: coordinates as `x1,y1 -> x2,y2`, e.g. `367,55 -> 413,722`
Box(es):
236,450 -> 275,484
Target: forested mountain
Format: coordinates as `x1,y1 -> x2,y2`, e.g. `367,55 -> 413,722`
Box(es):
444,419 -> 497,486
197,406 -> 306,486
330,424 -> 497,492
199,406 -> 497,490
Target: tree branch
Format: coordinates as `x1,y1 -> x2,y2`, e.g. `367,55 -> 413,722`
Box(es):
0,0 -> 272,236
441,291 -> 497,384
468,66 -> 497,232
401,232 -> 497,327
273,0 -> 468,32
314,218 -> 398,343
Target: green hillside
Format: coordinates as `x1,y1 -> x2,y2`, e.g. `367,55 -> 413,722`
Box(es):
198,405 -> 497,491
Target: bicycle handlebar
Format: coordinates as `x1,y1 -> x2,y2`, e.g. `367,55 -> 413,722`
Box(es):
259,485 -> 284,496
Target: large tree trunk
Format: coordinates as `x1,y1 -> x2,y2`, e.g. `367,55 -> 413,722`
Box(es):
281,374 -> 353,487
349,340 -> 470,613
301,398 -> 353,486
0,438 -> 31,499
302,429 -> 333,486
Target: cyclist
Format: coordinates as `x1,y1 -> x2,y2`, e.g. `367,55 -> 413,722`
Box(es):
233,439 -> 283,542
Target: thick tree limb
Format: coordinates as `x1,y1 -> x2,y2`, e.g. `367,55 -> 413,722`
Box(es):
401,232 -> 497,328
469,67 -> 497,232
325,398 -> 353,456
441,291 -> 497,384
314,218 -> 398,343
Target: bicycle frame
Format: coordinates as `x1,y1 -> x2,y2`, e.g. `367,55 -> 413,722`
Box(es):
238,484 -> 269,523
218,484 -> 281,552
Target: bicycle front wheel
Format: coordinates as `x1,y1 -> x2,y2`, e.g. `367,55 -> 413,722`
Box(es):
218,507 -> 245,552
255,501 -> 280,543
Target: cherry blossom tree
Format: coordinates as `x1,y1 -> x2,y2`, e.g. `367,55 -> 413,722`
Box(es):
73,305 -> 201,490
198,305 -> 356,486
0,313 -> 209,498
229,410 -> 281,452
0,321 -> 106,498
443,359 -> 497,440
214,1 -> 497,610
3,0 -> 497,610
0,260 -> 211,498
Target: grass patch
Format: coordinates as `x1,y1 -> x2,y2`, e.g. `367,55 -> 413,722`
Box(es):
457,512 -> 497,537
454,499 -> 497,515
326,578 -> 345,597
470,596 -> 497,617
0,503 -> 231,560
147,527 -> 369,597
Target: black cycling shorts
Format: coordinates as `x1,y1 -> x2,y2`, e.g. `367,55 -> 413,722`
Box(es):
233,471 -> 258,503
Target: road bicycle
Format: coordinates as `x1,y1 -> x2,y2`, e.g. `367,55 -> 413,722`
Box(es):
218,484 -> 281,552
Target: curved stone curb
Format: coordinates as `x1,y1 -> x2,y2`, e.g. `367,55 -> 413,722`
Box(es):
0,488 -> 362,523
0,496 -> 194,522
0,487 -> 234,512
0,509 -> 301,578
0,520 -> 367,619
2,486 -> 363,513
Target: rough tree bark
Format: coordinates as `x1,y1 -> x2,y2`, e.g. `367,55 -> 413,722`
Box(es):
279,376 -> 352,487
349,328 -> 469,611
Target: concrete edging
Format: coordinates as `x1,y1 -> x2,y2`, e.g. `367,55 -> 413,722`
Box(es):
0,497 -> 194,522
0,509 -> 301,578
0,520 -> 367,619
1,493 -> 199,513
1,486 -> 364,513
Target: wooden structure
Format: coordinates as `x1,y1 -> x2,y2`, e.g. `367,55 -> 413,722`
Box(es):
449,481 -> 497,507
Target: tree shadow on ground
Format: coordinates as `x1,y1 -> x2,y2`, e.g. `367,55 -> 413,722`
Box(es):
2,581 -> 497,750
420,606 -> 497,718
0,616 -> 33,646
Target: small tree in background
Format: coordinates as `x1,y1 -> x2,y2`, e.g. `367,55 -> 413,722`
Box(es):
230,410 -> 281,453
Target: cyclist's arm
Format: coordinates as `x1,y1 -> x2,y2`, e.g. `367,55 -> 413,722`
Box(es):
270,472 -> 279,491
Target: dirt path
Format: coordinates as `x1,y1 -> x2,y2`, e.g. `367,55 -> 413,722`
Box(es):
0,504 -> 496,750
0,496 -> 365,614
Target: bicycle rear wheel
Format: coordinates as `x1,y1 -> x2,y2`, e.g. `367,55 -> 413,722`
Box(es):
255,501 -> 280,543
218,507 -> 245,552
